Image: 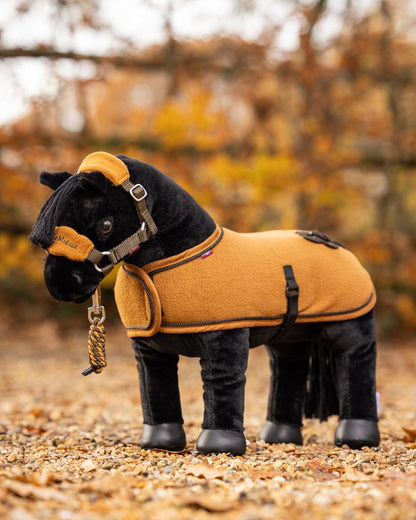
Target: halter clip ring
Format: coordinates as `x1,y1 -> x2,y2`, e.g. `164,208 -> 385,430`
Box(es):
93,251 -> 113,274
88,305 -> 106,324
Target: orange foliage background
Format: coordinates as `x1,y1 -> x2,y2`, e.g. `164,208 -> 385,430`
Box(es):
1,0 -> 415,337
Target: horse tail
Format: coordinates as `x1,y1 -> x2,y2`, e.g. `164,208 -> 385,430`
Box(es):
305,342 -> 339,421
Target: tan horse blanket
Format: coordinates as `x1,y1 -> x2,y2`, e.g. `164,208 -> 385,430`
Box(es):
114,225 -> 376,338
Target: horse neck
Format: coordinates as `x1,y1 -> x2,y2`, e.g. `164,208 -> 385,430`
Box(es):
126,164 -> 217,267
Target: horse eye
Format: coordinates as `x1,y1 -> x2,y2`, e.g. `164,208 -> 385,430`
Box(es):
97,219 -> 113,235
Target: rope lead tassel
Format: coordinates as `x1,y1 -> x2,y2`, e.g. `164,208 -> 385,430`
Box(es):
82,287 -> 107,376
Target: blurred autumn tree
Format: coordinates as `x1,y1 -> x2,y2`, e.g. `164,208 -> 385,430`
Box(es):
0,0 -> 415,336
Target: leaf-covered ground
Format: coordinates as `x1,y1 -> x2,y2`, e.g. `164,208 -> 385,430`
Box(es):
1,322 -> 416,519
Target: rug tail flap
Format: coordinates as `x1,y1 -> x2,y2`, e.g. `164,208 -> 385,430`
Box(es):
114,264 -> 161,337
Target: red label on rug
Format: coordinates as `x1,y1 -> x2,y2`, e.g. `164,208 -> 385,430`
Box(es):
200,250 -> 213,260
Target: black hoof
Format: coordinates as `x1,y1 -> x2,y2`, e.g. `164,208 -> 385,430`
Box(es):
196,429 -> 246,456
140,423 -> 186,451
335,419 -> 380,449
259,421 -> 303,445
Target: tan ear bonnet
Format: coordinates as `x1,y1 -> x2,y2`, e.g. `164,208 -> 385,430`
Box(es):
77,151 -> 130,186
48,226 -> 95,262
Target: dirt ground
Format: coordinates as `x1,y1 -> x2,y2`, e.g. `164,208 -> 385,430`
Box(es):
1,321 -> 416,520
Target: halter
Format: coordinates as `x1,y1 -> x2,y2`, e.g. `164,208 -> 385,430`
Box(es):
48,152 -> 158,275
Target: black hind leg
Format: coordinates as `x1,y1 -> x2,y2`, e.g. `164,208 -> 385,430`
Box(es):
320,310 -> 380,448
259,342 -> 310,445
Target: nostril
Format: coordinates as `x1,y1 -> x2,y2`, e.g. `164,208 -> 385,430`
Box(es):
72,272 -> 83,285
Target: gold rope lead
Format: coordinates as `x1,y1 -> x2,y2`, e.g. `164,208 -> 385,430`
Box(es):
82,287 -> 107,376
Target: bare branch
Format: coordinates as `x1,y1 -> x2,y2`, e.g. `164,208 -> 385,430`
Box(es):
0,47 -> 165,70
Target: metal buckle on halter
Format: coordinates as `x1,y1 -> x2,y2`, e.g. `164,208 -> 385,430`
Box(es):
93,251 -> 113,274
129,184 -> 147,202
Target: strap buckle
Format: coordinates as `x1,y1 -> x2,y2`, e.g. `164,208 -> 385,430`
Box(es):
286,283 -> 299,298
129,184 -> 147,202
284,265 -> 299,298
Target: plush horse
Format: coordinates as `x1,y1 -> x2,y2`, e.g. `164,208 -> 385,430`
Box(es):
30,152 -> 380,455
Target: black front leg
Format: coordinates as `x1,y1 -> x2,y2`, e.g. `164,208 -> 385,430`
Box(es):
131,339 -> 186,451
195,329 -> 249,455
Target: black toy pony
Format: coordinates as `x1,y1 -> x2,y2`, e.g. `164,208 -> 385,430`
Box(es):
30,152 -> 380,455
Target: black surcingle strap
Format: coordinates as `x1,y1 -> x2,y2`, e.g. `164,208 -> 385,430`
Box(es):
282,264 -> 299,332
274,264 -> 299,341
273,264 -> 299,342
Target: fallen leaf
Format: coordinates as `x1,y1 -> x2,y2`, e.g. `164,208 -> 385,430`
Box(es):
34,469 -> 69,486
341,468 -> 379,482
246,468 -> 284,480
5,479 -> 68,503
180,492 -> 237,512
183,463 -> 225,479
80,459 -> 97,473
401,426 -> 416,442
22,425 -> 48,435
307,459 -> 345,474
81,475 -> 137,496
28,408 -> 50,420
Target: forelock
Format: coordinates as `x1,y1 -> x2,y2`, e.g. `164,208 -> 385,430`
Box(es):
29,175 -> 81,247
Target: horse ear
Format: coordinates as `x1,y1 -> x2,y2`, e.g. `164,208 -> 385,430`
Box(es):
39,171 -> 72,190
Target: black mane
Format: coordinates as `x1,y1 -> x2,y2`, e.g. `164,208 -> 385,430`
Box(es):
29,175 -> 81,248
